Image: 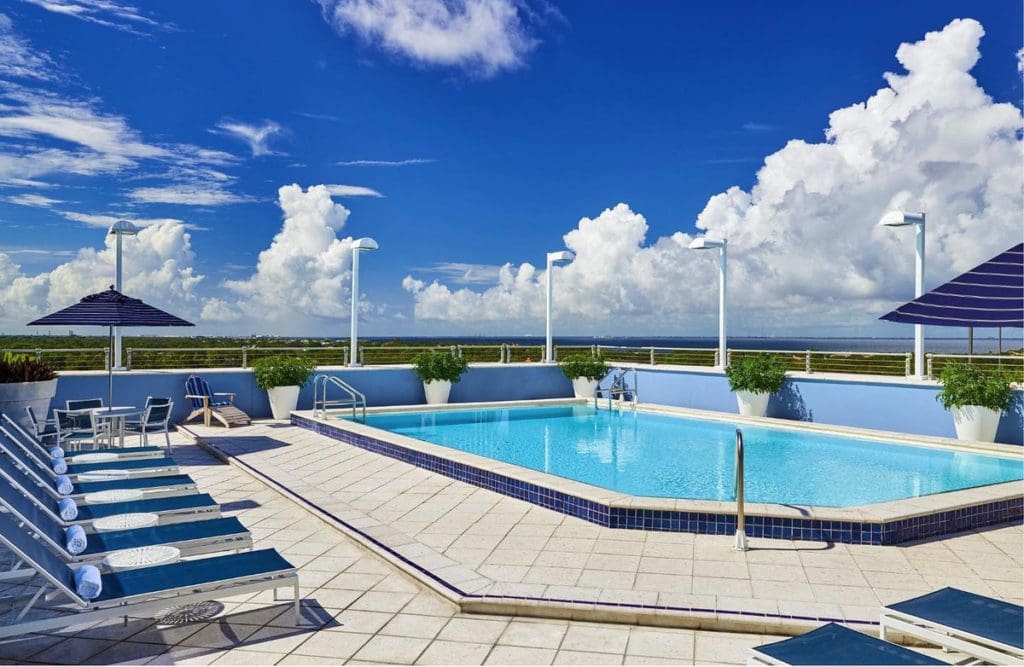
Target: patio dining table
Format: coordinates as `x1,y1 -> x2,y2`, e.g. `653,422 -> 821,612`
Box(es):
91,406 -> 143,448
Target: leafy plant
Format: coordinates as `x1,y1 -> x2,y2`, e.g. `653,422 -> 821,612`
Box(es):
936,362 -> 1015,411
0,352 -> 57,383
559,354 -> 609,381
725,354 -> 788,394
251,355 -> 317,390
412,350 -> 468,383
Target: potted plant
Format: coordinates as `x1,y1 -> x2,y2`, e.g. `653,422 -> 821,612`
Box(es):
412,350 -> 468,405
936,362 -> 1014,442
724,353 -> 788,417
252,355 -> 318,419
559,354 -> 610,399
0,352 -> 58,433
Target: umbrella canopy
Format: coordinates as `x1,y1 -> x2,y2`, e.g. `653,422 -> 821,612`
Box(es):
880,244 -> 1023,329
28,287 -> 193,407
29,287 -> 193,328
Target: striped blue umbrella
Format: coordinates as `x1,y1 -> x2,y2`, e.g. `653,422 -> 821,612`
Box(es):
29,287 -> 194,406
880,243 -> 1022,352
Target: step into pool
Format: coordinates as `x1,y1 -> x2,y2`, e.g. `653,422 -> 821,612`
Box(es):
350,404 -> 1023,508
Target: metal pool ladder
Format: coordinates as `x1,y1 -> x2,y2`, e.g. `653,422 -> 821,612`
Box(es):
734,428 -> 748,551
313,374 -> 366,421
595,368 -> 639,411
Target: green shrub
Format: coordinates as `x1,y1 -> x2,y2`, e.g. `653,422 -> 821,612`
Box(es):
0,352 -> 57,383
725,354 -> 788,394
412,350 -> 468,383
252,355 -> 317,390
936,362 -> 1014,411
559,354 -> 609,381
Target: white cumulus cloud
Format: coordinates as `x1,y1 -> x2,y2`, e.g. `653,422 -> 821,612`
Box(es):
317,0 -> 541,77
404,19 -> 1023,334
0,221 -> 203,327
203,184 -> 363,333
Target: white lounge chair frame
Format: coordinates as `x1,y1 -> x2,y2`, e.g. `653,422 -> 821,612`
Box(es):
880,606 -> 1023,665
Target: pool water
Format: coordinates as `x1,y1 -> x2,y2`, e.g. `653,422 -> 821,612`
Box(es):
349,405 -> 1024,507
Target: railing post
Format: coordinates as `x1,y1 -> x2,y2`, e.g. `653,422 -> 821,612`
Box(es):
451,345 -> 459,357
905,352 -> 912,377
360,348 -> 365,365
553,346 -> 558,362
241,346 -> 248,369
805,350 -> 812,374
649,347 -> 655,366
34,349 -> 41,362
126,348 -> 133,371
713,349 -> 719,367
344,348 -> 350,366
926,353 -> 933,379
103,348 -> 110,371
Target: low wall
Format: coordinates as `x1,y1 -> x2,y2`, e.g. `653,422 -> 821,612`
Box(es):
38,363 -> 1023,445
624,366 -> 1024,445
48,364 -> 573,424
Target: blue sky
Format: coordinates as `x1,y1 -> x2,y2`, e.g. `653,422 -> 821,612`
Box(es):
0,1 -> 1021,337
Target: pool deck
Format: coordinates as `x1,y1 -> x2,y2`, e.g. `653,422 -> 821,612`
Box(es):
181,418 -> 1024,637
1,432 -> 805,666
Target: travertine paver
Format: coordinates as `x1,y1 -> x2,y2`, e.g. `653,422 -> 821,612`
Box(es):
0,430 -> 804,665
187,420 -> 1024,631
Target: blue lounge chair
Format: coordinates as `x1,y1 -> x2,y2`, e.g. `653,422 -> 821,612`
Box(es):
185,375 -> 251,428
0,473 -> 251,562
0,450 -> 220,529
0,422 -> 179,481
881,587 -> 1024,664
750,623 -> 945,665
0,431 -> 197,502
4,414 -> 164,462
0,509 -> 299,639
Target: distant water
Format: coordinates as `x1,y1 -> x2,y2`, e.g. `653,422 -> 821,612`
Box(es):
362,336 -> 1021,354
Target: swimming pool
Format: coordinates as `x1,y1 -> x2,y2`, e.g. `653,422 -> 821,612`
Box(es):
351,404 -> 1024,508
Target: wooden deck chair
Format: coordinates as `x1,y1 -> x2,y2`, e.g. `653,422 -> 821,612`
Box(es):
185,375 -> 251,428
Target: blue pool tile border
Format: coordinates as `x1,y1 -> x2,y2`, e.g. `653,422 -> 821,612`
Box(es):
292,414 -> 1023,546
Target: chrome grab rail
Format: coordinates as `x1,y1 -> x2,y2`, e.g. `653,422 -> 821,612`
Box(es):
734,428 -> 748,551
595,367 -> 639,410
313,374 -> 366,421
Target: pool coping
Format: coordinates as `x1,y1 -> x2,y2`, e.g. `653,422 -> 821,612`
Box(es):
292,400 -> 1024,545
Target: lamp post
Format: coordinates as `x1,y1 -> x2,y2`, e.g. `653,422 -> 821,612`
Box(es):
880,211 -> 926,378
349,237 -> 378,367
545,250 -> 575,363
108,220 -> 139,370
688,237 -> 728,368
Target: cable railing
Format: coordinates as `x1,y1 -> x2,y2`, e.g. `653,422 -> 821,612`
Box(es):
2,343 -> 1020,381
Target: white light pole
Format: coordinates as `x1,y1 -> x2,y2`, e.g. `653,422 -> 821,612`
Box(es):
108,220 -> 139,370
880,211 -> 926,378
689,237 -> 728,368
545,250 -> 575,363
349,237 -> 378,367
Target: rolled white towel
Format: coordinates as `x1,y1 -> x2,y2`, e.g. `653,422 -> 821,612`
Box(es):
65,524 -> 87,555
58,497 -> 78,521
74,564 -> 102,600
55,475 -> 73,496
52,457 -> 68,475
50,446 -> 65,459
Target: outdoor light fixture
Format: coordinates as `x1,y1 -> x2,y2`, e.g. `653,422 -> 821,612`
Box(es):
545,250 -> 575,363
349,237 -> 379,367
688,237 -> 728,368
879,210 -> 926,378
108,220 -> 139,369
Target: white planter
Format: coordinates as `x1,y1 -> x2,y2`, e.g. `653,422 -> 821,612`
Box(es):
0,378 -> 58,433
951,405 -> 1001,443
572,377 -> 599,399
423,380 -> 452,405
267,385 -> 300,420
735,390 -> 770,417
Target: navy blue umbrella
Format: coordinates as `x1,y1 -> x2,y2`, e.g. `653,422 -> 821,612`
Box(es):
29,287 -> 194,406
880,243 -> 1023,353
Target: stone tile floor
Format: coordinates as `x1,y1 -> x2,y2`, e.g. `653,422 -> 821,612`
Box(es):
187,420 -> 1023,632
0,431 -> 792,665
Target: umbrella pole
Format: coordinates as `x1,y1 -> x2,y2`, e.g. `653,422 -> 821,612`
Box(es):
968,327 -> 973,358
108,325 -> 114,407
